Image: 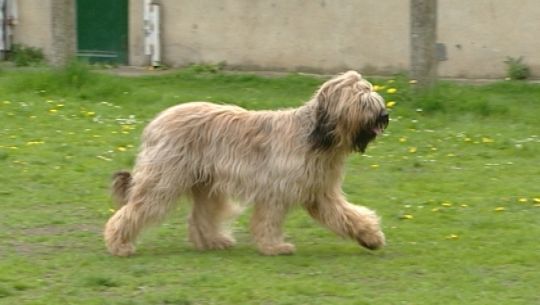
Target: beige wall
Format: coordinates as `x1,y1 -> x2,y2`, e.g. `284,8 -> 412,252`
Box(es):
11,0 -> 540,78
12,0 -> 53,58
438,0 -> 540,78
130,0 -> 410,74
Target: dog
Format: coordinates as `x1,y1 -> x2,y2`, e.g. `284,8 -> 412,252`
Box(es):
104,71 -> 389,256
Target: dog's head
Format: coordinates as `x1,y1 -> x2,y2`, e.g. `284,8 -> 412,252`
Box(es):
309,71 -> 388,153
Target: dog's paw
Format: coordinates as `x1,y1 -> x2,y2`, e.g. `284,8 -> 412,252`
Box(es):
204,235 -> 237,250
107,242 -> 136,257
258,242 -> 296,256
356,230 -> 385,250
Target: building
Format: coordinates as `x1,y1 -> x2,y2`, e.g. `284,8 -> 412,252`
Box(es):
8,0 -> 540,78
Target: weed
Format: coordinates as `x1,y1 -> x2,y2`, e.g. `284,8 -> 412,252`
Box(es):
10,44 -> 45,66
504,56 -> 531,80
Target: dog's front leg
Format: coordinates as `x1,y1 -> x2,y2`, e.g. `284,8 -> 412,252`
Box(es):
305,193 -> 385,250
250,201 -> 296,255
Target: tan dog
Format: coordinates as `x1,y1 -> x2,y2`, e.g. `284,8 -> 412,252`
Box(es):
104,71 -> 389,256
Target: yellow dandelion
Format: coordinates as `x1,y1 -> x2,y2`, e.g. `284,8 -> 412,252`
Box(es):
386,88 -> 397,94
445,234 -> 459,240
432,208 -> 440,212
46,100 -> 54,104
386,101 -> 396,108
464,137 -> 472,142
370,164 -> 379,169
49,109 -> 58,113
26,141 -> 45,145
518,198 -> 528,203
533,198 -> 540,203
3,100 -> 11,105
399,137 -> 407,143
494,207 -> 506,212
460,204 -> 469,208
447,153 -> 456,157
85,111 -> 96,117
117,146 -> 127,152
373,85 -> 385,92
408,147 -> 417,153
482,137 -> 494,143
441,202 -> 452,207
56,104 -> 64,108
401,214 -> 414,220
109,208 -> 116,213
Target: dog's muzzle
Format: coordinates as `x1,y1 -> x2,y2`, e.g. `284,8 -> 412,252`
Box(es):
372,111 -> 389,135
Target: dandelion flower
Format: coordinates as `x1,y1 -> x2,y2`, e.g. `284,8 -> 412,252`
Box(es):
399,137 -> 407,143
370,164 -> 379,169
117,146 -> 127,152
518,198 -> 528,203
386,101 -> 396,108
482,137 -> 494,143
3,100 -> 11,105
445,234 -> 459,240
400,214 -> 413,220
386,88 -> 397,94
533,198 -> 540,203
408,147 -> 417,153
441,202 -> 452,207
460,204 -> 469,208
494,207 -> 506,212
49,109 -> 58,113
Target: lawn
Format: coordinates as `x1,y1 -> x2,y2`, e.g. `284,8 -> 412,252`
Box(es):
0,65 -> 539,305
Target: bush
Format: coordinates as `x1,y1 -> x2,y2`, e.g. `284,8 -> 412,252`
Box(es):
504,56 -> 530,80
10,44 -> 45,66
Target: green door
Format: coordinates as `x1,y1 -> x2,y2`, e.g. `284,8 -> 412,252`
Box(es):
76,0 -> 128,64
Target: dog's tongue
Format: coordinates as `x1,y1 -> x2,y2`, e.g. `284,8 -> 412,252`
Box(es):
372,127 -> 383,135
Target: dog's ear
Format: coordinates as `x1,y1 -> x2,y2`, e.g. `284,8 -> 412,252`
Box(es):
309,102 -> 336,150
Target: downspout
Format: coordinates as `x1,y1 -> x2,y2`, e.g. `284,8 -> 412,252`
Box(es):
144,0 -> 161,67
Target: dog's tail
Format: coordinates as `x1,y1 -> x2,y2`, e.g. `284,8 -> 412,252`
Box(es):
111,171 -> 132,207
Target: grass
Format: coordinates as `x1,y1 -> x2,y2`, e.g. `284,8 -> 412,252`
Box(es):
0,65 -> 539,305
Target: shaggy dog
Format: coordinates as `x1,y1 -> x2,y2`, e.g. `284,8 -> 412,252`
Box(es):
104,71 -> 389,256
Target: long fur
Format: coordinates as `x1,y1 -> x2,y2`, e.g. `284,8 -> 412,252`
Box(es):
104,71 -> 388,256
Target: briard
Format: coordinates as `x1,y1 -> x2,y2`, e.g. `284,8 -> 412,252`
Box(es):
104,71 -> 389,256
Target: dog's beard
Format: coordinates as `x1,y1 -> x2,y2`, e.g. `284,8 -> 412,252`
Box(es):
353,113 -> 389,153
353,129 -> 377,153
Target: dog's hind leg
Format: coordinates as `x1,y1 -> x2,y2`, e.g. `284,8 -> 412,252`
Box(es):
250,201 -> 295,255
104,169 -> 182,256
305,192 -> 385,250
188,185 -> 238,250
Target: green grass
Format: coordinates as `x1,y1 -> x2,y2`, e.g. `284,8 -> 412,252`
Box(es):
0,66 -> 539,305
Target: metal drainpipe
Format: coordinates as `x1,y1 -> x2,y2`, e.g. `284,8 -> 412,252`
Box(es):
144,0 -> 161,67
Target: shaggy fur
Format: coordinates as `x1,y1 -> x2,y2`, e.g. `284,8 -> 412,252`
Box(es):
104,71 -> 389,256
